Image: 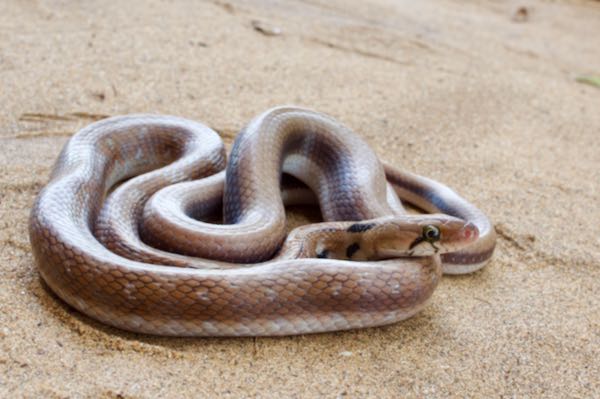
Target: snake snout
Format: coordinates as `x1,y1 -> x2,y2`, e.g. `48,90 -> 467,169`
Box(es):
459,222 -> 479,243
440,221 -> 479,253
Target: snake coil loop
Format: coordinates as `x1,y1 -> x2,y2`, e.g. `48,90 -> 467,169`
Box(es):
29,106 -> 495,336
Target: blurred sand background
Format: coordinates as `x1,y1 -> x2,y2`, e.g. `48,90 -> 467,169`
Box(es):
1,0 -> 599,397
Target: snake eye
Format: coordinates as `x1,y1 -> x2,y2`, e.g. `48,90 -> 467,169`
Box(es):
422,225 -> 441,243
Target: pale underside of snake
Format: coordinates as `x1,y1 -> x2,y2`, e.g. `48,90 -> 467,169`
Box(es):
29,106 -> 496,336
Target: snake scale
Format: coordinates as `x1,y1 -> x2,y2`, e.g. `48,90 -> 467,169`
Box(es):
29,106 -> 496,336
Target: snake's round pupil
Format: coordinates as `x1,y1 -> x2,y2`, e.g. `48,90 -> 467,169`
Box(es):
423,225 -> 441,242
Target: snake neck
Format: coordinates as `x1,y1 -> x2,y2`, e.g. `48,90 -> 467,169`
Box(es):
275,222 -> 380,261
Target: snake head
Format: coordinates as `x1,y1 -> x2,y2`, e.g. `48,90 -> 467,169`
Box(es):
362,215 -> 479,260
298,215 -> 478,261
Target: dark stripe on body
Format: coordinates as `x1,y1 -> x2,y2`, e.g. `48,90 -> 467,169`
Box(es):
347,222 -> 375,233
442,244 -> 496,265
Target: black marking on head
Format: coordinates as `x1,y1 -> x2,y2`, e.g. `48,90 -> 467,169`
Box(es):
347,222 -> 376,233
409,236 -> 424,250
316,249 -> 329,259
346,242 -> 360,258
409,237 -> 439,253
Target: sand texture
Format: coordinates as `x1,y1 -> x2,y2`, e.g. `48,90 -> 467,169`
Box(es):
1,0 -> 599,397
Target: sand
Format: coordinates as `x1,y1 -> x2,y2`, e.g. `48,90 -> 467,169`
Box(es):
1,0 -> 599,397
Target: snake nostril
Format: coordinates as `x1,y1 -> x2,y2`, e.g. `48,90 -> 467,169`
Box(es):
462,223 -> 478,241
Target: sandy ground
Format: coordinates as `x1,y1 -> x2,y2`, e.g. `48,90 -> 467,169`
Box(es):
1,0 -> 599,397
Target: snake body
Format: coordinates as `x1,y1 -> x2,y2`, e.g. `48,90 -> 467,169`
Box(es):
29,107 -> 495,336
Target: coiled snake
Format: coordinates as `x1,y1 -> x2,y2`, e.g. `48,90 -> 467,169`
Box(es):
29,106 -> 496,336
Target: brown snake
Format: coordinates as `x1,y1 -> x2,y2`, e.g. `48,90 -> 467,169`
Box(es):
29,106 -> 496,336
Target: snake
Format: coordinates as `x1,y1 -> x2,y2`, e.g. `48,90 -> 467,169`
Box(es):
29,106 -> 496,336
